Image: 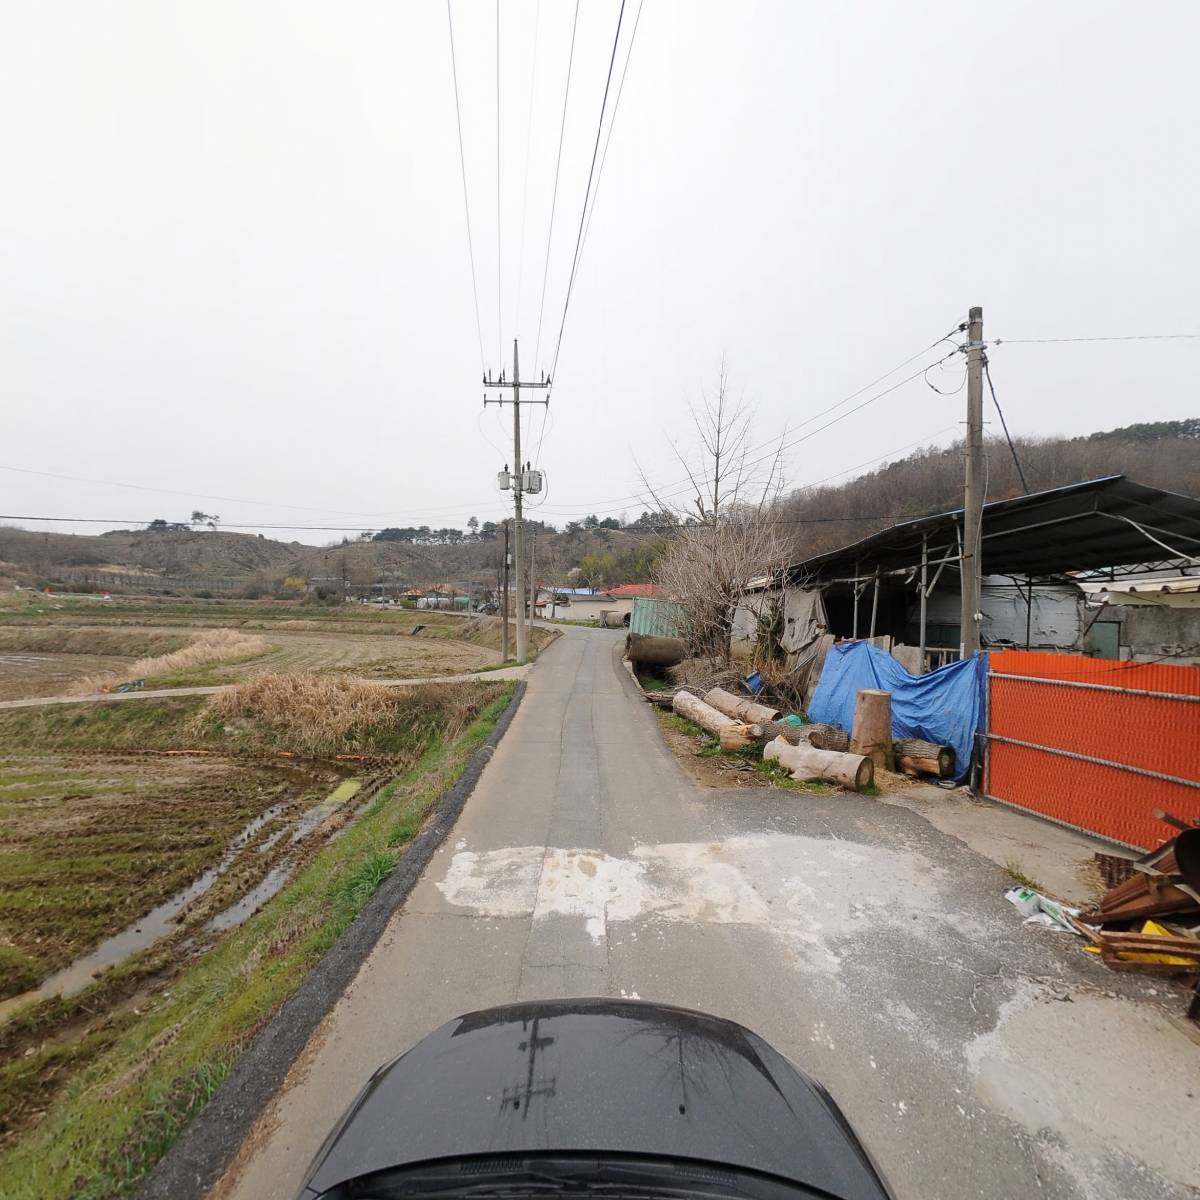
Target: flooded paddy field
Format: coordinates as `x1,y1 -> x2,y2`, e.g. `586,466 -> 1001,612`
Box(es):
0,753 -> 359,1011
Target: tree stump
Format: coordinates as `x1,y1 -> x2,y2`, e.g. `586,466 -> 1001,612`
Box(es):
850,688 -> 894,770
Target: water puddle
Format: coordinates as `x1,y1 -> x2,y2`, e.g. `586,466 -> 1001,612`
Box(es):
207,780 -> 365,932
0,778 -> 363,1024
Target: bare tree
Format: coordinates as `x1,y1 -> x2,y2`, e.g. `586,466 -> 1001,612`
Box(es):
638,356 -> 785,524
654,511 -> 789,662
643,360 -> 790,662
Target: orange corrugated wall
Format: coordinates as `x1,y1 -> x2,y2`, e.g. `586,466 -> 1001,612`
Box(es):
987,649 -> 1200,850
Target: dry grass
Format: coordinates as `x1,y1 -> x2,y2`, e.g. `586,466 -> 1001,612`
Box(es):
72,629 -> 268,694
0,628 -> 190,658
667,656 -> 745,695
195,672 -> 494,758
201,672 -> 399,752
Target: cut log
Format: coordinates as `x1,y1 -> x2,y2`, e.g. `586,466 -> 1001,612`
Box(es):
754,720 -> 849,751
673,690 -> 761,749
804,723 -> 851,752
626,632 -> 687,667
850,688 -> 894,770
764,736 -> 874,791
719,726 -> 760,752
704,686 -> 781,725
894,739 -> 955,778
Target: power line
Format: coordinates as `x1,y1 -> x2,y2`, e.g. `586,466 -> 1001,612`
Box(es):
532,0 -> 580,371
513,0 -> 541,341
574,0 -> 645,303
446,0 -> 487,373
0,461 -> 501,522
614,326 -> 967,515
993,333 -> 1200,345
539,337 -> 965,518
495,0 -> 503,364
547,0 -> 627,385
0,462 -> 378,518
531,0 -> 643,473
983,357 -> 1031,494
0,512 -> 920,533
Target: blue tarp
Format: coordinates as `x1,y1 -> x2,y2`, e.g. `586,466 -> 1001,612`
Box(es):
808,642 -> 987,780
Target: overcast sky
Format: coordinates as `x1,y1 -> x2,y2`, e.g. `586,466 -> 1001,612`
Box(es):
3,1 -> 1197,543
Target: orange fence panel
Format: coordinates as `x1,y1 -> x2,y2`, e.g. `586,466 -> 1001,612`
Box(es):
986,649 -> 1200,851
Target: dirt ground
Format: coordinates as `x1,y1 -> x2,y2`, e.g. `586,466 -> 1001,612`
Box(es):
0,753 -> 341,998
0,652 -> 133,699
0,622 -> 497,701
655,708 -> 922,797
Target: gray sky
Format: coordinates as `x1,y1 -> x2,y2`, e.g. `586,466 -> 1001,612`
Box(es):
3,1 -> 1198,543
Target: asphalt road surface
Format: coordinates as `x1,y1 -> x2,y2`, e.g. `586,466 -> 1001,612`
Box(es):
217,627 -> 1198,1200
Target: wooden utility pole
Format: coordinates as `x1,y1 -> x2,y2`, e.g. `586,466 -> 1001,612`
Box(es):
960,305 -> 985,657
484,339 -> 549,664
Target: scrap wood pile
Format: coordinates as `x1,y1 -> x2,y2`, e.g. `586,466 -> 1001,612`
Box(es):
1078,818 -> 1200,1015
655,680 -> 956,794
1012,813 -> 1200,1022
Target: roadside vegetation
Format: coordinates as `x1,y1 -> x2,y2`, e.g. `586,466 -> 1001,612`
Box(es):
0,678 -> 512,1198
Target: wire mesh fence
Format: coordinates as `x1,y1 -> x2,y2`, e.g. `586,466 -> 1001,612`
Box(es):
985,649 -> 1200,850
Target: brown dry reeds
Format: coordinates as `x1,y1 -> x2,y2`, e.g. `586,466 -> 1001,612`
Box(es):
73,629 -> 268,694
203,672 -> 399,753
196,672 -> 496,758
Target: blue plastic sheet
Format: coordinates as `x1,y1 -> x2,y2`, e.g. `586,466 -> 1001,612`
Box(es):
808,642 -> 987,780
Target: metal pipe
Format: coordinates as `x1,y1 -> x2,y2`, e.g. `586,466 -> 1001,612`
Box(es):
988,671 -> 1200,704
868,569 -> 880,639
1025,575 -> 1032,649
852,561 -> 859,638
919,533 -> 928,674
985,733 -> 1200,791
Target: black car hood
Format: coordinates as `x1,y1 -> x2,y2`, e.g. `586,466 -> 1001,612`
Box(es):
302,998 -> 889,1200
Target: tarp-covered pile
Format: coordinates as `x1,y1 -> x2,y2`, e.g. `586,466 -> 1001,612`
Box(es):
808,641 -> 986,780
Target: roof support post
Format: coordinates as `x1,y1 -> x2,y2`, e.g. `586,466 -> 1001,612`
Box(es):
868,568 -> 880,640
919,533 -> 928,674
1025,575 -> 1033,650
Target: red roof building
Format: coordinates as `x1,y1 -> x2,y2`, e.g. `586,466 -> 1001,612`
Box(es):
605,583 -> 669,600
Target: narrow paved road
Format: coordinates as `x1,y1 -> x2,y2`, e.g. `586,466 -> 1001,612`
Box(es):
217,628 -> 1197,1200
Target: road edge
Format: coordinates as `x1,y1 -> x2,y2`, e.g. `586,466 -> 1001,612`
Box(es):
137,679 -> 528,1200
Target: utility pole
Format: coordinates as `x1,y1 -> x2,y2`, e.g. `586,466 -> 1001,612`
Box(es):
961,305 -> 985,657
528,524 -> 537,630
501,521 -> 510,662
484,339 -> 549,664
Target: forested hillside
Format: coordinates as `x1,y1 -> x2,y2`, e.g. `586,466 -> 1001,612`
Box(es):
2,421 -> 1195,591
776,419 -> 1200,561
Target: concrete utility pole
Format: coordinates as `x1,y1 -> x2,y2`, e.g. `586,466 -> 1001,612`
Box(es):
484,339 -> 549,664
501,520 -> 510,662
960,305 -> 985,657
511,341 -> 525,663
528,524 -> 537,632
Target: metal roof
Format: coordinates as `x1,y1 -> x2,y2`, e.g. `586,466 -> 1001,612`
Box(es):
788,476 -> 1200,585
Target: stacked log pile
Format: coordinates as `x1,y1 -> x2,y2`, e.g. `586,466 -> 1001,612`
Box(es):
637,665 -> 956,793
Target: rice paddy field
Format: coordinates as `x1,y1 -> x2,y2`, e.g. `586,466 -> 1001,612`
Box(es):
0,592 -> 549,700
0,644 -> 515,1198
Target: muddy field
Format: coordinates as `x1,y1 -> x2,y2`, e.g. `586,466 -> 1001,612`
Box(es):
0,652 -> 134,700
0,605 -> 502,701
0,753 -> 346,1003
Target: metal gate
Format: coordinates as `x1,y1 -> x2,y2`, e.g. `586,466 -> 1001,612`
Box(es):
985,649 -> 1200,851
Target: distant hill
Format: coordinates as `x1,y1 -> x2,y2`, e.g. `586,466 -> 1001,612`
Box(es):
776,418 -> 1200,561
2,420 -> 1195,593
